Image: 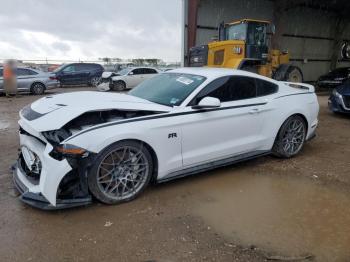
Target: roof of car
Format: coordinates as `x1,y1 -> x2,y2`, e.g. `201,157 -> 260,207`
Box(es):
169,67 -> 278,83
127,66 -> 159,70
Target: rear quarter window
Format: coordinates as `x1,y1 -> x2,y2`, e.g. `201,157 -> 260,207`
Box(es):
256,79 -> 278,96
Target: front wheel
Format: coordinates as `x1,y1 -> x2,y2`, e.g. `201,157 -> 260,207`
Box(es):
88,141 -> 153,204
272,115 -> 307,158
111,81 -> 126,91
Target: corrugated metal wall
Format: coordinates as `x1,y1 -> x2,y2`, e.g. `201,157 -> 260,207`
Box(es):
186,0 -> 350,82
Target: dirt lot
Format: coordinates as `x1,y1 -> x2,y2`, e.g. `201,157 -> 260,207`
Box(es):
0,87 -> 350,262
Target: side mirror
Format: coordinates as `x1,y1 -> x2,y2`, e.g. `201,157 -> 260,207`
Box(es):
192,97 -> 221,110
341,42 -> 350,60
128,71 -> 134,75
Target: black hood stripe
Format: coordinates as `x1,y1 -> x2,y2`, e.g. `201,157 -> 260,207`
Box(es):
65,102 -> 267,142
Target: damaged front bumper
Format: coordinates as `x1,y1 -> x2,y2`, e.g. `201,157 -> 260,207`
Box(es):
13,161 -> 91,210
12,132 -> 93,210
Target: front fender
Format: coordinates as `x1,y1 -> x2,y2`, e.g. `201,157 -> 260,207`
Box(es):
64,120 -> 183,178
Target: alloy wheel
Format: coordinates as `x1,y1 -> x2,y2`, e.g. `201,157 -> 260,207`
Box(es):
281,119 -> 305,155
91,77 -> 101,87
96,146 -> 150,201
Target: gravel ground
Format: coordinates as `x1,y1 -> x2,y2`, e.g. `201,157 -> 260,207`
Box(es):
0,87 -> 349,262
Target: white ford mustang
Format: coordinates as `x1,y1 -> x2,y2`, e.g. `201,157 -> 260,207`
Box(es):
13,68 -> 319,209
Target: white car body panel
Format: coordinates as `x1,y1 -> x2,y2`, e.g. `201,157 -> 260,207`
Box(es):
22,91 -> 170,131
14,68 -> 319,208
98,67 -> 159,91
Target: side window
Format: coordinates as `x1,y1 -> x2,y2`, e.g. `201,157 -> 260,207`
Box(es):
256,79 -> 278,96
16,68 -> 30,76
75,64 -> 88,71
0,69 -> 3,77
26,69 -> 38,75
63,65 -> 75,73
191,76 -> 257,105
144,68 -> 158,74
132,68 -> 143,75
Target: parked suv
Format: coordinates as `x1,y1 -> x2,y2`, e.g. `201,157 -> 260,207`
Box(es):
54,63 -> 104,87
0,67 -> 59,95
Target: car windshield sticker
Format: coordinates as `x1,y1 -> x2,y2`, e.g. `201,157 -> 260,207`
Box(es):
193,76 -> 204,81
170,98 -> 180,104
176,76 -> 194,85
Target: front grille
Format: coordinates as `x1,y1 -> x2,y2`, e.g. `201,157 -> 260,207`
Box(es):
19,153 -> 41,185
188,45 -> 208,67
342,95 -> 350,108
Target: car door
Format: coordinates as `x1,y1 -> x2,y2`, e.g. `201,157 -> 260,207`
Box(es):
126,68 -> 144,87
16,68 -> 38,91
73,64 -> 90,85
181,76 -> 268,167
59,64 -> 76,85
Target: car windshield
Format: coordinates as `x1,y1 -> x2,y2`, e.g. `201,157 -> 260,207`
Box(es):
118,68 -> 131,75
225,23 -> 247,41
129,73 -> 207,106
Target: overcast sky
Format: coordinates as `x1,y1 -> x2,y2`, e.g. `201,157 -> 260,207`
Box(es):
0,0 -> 182,62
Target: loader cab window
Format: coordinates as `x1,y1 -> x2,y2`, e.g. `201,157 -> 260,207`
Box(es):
225,23 -> 247,41
247,22 -> 267,46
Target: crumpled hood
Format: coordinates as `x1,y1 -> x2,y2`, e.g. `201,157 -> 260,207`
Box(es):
20,91 -> 170,132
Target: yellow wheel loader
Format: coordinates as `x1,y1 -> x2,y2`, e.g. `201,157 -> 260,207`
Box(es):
189,19 -> 303,82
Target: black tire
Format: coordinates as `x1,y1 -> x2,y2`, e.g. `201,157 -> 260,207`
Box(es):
272,115 -> 307,158
111,81 -> 126,91
89,77 -> 101,87
88,140 -> 153,205
30,82 -> 45,95
284,66 -> 303,83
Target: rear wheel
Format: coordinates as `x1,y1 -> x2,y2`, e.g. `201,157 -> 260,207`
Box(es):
89,76 -> 101,87
30,83 -> 45,95
272,115 -> 307,158
111,81 -> 126,91
88,141 -> 153,204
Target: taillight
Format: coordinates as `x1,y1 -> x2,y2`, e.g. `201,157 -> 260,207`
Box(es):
49,76 -> 57,80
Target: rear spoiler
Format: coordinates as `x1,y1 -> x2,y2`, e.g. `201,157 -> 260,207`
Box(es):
281,81 -> 315,93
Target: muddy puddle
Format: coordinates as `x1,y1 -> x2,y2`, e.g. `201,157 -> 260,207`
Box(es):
192,170 -> 350,261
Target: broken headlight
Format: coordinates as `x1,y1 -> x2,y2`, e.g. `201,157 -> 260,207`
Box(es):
42,129 -> 72,145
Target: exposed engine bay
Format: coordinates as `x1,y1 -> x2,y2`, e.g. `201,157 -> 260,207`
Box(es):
42,109 -> 163,145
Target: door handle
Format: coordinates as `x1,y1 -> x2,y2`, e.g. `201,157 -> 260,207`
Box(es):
249,108 -> 260,114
